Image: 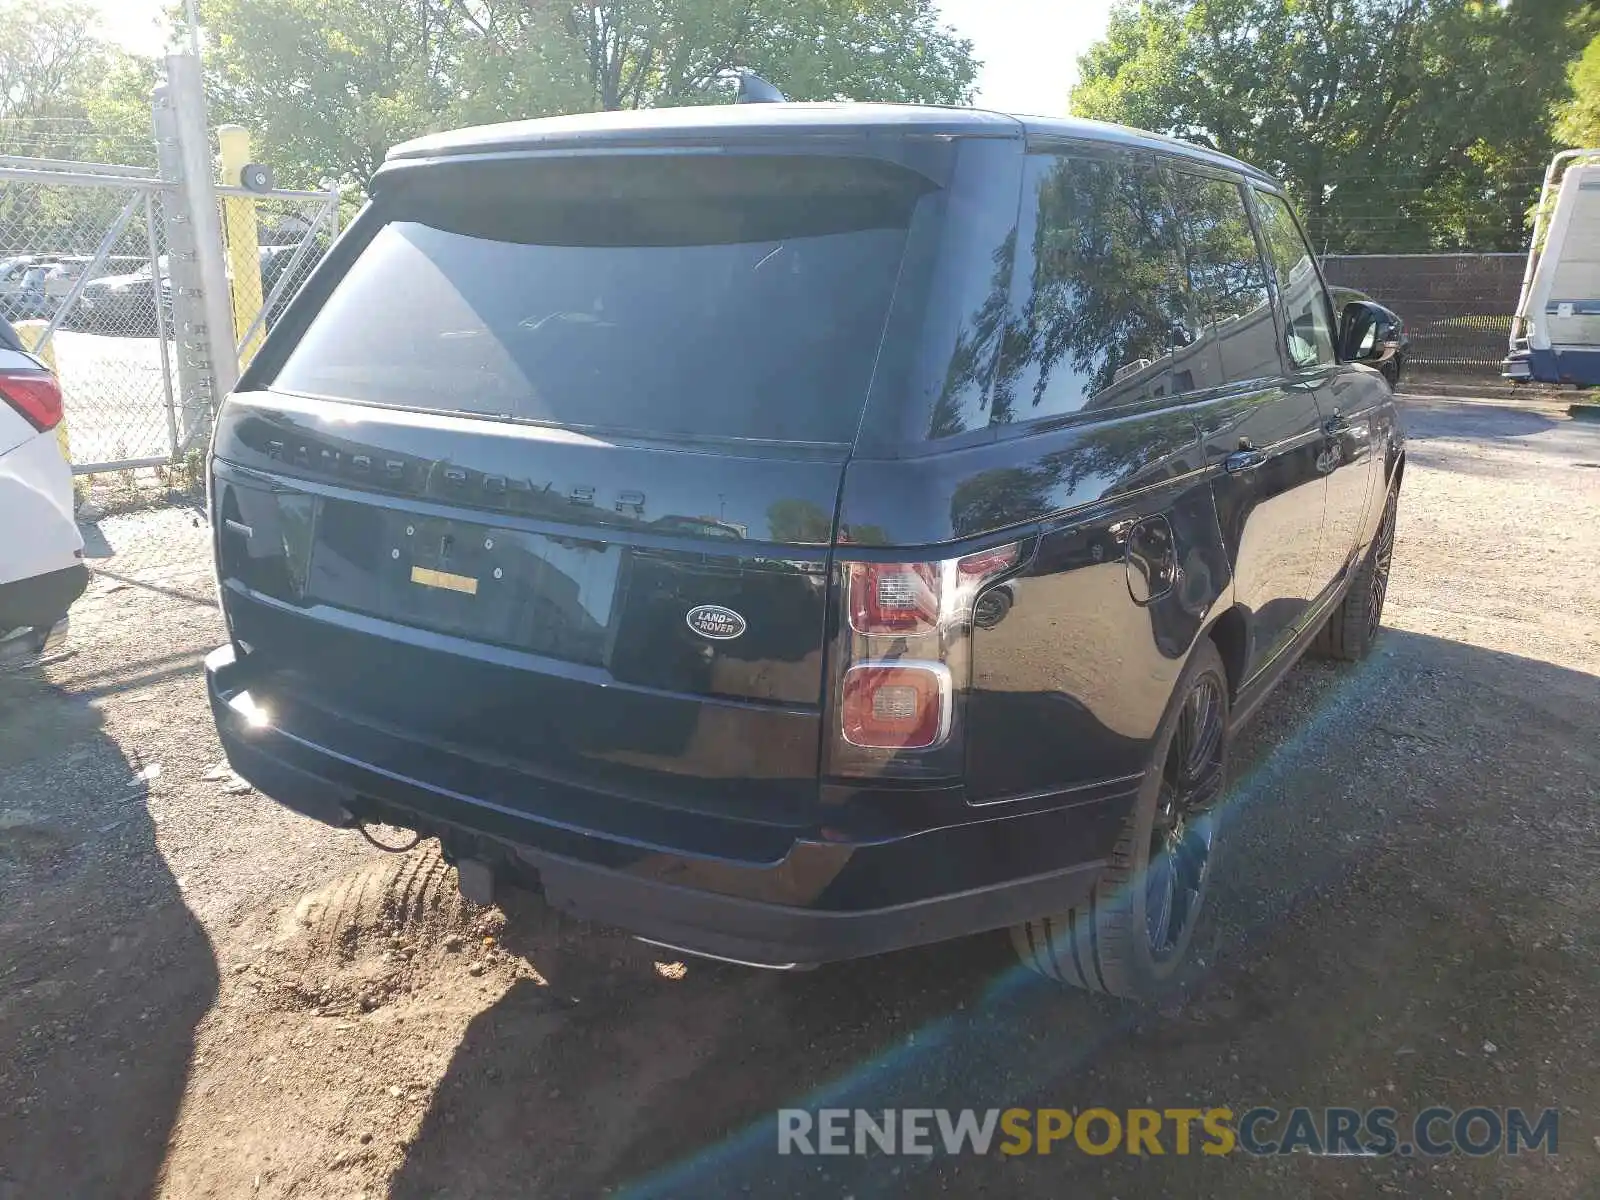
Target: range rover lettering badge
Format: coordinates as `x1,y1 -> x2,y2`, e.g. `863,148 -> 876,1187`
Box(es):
686,604 -> 746,641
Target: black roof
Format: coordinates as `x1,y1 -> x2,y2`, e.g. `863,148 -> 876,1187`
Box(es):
386,102 -> 1278,188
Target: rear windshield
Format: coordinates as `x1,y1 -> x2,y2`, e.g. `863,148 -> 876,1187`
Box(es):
271,156 -> 925,445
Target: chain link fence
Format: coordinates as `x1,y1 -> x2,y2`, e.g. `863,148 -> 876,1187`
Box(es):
218,186 -> 339,373
1319,252 -> 1525,376
0,168 -> 177,470
0,163 -> 202,590
1,149 -> 337,591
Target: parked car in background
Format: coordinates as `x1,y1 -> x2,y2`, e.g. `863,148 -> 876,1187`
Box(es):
0,265 -> 56,322
3,255 -> 147,326
40,255 -> 144,301
77,246 -> 306,337
0,255 -> 48,284
1329,286 -> 1408,386
0,315 -> 86,664
205,103 -> 1405,1002
76,265 -> 168,335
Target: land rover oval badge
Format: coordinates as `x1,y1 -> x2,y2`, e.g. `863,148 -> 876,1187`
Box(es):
686,604 -> 746,641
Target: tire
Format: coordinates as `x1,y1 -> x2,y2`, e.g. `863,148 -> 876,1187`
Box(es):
1010,639 -> 1229,1002
1311,483 -> 1397,662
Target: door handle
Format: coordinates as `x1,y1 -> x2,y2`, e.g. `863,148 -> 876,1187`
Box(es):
1224,448 -> 1267,474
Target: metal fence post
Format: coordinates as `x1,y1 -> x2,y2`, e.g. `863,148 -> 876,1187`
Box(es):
153,53 -> 237,453
217,124 -> 265,368
152,84 -> 210,454
144,192 -> 181,463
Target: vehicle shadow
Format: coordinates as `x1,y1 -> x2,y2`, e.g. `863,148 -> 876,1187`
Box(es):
0,663 -> 218,1199
387,628 -> 1599,1199
1398,399 -> 1559,443
78,521 -> 115,560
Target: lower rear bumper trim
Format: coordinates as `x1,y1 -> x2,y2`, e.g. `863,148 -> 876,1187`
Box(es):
206,643 -> 1120,967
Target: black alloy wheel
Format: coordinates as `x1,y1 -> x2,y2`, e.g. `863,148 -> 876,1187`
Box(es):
1145,673 -> 1224,960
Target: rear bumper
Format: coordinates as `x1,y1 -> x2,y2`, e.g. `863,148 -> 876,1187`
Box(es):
206,643 -> 1126,967
0,562 -> 88,632
1506,346 -> 1600,386
1500,350 -> 1532,381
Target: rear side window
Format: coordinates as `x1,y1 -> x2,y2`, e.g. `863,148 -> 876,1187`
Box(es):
992,152 -> 1189,424
1169,173 -> 1278,386
270,156 -> 924,445
1253,190 -> 1336,369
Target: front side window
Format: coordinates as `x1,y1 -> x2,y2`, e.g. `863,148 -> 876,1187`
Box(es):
1253,190 -> 1336,369
991,153 -> 1189,424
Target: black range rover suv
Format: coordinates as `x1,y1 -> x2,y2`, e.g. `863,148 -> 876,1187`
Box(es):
206,103 -> 1404,1001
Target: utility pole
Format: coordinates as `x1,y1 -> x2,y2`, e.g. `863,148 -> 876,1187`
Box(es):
153,53 -> 239,450
185,0 -> 202,60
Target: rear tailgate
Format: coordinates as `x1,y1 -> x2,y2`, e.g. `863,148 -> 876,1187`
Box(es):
212,151 -> 929,829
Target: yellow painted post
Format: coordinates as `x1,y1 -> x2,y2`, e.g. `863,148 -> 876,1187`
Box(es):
14,319 -> 68,464
217,124 -> 264,368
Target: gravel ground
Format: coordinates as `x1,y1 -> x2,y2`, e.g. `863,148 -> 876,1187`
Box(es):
1,397 -> 1597,1199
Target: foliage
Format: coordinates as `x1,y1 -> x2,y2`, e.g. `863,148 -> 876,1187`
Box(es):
0,2 -> 162,255
546,0 -> 978,111
194,0 -> 977,190
1072,0 -> 1590,253
0,0 -> 154,164
0,0 -> 105,127
1555,30 -> 1600,148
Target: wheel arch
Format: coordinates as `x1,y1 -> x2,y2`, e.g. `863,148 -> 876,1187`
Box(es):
1202,604 -> 1249,704
1387,442 -> 1406,490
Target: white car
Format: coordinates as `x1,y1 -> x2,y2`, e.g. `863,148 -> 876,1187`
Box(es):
0,318 -> 86,663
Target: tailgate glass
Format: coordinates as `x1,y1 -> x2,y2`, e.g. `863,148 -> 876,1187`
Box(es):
271,155 -> 928,445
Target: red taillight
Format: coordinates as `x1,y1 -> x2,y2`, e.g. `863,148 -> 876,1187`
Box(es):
956,544 -> 1020,582
847,562 -> 940,634
0,368 -> 63,432
831,540 -> 1025,772
840,661 -> 952,750
846,544 -> 1023,637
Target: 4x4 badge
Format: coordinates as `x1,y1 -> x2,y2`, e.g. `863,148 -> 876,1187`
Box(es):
686,605 -> 746,641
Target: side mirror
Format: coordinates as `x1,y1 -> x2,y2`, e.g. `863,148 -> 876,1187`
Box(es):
1338,300 -> 1401,365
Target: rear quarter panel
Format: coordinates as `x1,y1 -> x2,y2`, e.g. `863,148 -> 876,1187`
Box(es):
837,401 -> 1230,803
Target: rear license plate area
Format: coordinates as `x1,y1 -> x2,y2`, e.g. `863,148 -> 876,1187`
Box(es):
389,515 -> 512,638
305,499 -> 623,666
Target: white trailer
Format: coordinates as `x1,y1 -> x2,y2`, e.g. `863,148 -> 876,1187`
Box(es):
1504,149 -> 1600,386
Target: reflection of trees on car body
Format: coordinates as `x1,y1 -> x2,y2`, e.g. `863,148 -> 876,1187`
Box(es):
993,155 -> 1189,424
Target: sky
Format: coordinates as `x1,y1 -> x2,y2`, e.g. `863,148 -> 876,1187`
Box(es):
935,0 -> 1116,115
87,0 -> 1114,117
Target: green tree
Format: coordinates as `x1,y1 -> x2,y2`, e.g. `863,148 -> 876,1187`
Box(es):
0,0 -> 150,161
1555,30 -> 1600,147
197,0 -> 977,190
1072,0 -> 1589,253
196,0 -> 555,188
0,1 -> 162,255
547,0 -> 977,110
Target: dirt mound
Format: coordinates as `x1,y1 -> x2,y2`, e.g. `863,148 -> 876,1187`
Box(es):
256,842 -> 504,1018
